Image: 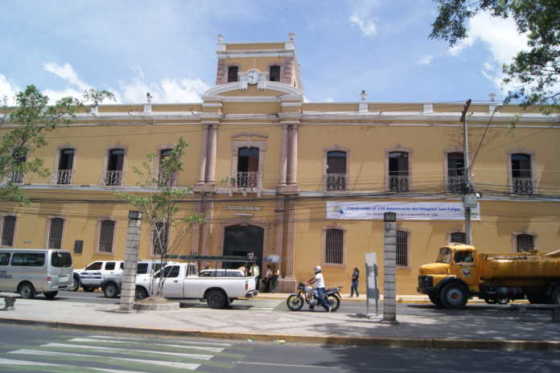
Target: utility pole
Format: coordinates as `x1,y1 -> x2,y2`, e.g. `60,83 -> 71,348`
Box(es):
461,99 -> 475,244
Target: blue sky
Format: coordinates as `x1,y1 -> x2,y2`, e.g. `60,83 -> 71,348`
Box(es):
0,0 -> 527,105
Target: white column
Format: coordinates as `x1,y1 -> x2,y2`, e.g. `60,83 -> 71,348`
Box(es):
119,211 -> 143,313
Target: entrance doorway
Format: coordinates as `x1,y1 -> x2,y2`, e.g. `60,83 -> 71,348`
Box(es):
223,225 -> 264,270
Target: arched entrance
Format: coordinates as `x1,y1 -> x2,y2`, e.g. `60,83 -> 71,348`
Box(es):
223,225 -> 264,270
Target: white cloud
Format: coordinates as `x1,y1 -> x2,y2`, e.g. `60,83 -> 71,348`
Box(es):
418,55 -> 433,65
119,76 -> 209,103
0,74 -> 19,106
43,62 -> 90,91
349,0 -> 379,38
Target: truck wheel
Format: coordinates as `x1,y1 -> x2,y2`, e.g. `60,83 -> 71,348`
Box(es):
44,291 -> 58,300
286,294 -> 304,311
18,282 -> 35,299
72,275 -> 81,292
206,289 -> 227,309
440,283 -> 468,309
103,283 -> 119,298
135,286 -> 149,300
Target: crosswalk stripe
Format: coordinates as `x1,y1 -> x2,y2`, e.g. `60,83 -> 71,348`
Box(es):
0,357 -> 149,373
8,349 -> 200,371
44,342 -> 213,360
86,334 -> 232,347
69,337 -> 224,352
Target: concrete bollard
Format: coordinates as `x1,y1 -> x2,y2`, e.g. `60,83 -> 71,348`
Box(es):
383,212 -> 397,324
119,211 -> 143,312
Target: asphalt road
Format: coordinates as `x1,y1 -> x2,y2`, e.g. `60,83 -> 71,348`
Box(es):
1,323 -> 560,373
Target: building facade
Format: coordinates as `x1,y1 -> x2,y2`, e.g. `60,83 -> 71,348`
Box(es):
1,35 -> 560,294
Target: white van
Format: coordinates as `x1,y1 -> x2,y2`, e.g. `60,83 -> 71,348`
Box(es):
0,249 -> 73,299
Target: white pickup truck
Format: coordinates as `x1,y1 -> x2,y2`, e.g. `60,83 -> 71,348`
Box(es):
135,262 -> 258,309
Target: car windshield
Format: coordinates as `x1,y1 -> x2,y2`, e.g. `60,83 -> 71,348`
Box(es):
436,247 -> 452,264
51,252 -> 72,267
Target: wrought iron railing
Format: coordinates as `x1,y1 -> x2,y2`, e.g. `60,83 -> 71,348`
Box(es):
9,171 -> 23,184
56,169 -> 73,185
234,172 -> 260,189
512,177 -> 533,195
389,175 -> 409,192
105,170 -> 122,186
326,173 -> 346,191
447,175 -> 466,193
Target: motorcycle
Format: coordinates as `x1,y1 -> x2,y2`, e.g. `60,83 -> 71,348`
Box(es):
286,282 -> 342,312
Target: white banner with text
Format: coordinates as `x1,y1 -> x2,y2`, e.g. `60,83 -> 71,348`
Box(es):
326,201 -> 480,221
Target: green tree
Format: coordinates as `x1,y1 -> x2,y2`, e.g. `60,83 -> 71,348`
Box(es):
0,85 -> 113,202
118,137 -> 202,297
431,0 -> 560,107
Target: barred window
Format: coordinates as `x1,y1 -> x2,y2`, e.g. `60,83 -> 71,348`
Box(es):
1,216 -> 16,246
48,217 -> 64,249
450,232 -> 466,244
227,66 -> 239,82
99,220 -> 115,253
397,230 -> 408,266
325,229 -> 343,264
516,234 -> 534,252
269,65 -> 281,81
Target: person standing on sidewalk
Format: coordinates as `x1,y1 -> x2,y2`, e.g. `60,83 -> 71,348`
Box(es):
307,265 -> 331,312
350,267 -> 360,297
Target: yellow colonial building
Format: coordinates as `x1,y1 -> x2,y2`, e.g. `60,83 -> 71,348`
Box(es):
2,35 -> 560,293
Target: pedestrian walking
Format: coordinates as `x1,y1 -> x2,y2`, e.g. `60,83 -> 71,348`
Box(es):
351,267 -> 360,297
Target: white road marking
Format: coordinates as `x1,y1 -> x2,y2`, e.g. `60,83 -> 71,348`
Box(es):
69,337 -> 224,352
0,357 -> 146,372
8,349 -> 200,370
237,361 -> 332,369
44,342 -> 213,360
86,334 -> 232,347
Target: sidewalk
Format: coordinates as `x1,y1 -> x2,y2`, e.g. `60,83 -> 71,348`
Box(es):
1,297 -> 558,351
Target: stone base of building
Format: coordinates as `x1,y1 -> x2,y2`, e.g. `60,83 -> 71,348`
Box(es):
276,276 -> 297,293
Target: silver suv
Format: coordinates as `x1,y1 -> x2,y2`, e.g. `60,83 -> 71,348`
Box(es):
73,260 -> 123,292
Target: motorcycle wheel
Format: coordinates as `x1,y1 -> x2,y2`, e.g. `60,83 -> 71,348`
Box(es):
286,294 -> 304,311
327,294 -> 341,312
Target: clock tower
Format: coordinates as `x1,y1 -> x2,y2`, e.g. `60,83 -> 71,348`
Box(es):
215,33 -> 302,90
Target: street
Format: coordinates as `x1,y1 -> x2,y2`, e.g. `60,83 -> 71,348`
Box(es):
1,323 -> 560,373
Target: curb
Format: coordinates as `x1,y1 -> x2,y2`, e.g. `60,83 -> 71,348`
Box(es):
1,318 -> 559,351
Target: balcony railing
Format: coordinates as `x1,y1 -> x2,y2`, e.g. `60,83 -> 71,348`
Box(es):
326,173 -> 346,191
105,170 -> 122,186
389,175 -> 409,192
158,172 -> 177,187
56,169 -> 73,185
513,177 -> 533,195
447,175 -> 466,193
9,171 -> 23,184
234,172 -> 260,189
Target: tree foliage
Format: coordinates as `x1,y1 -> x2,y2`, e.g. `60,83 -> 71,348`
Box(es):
118,137 -> 203,295
0,85 -> 114,202
431,0 -> 560,107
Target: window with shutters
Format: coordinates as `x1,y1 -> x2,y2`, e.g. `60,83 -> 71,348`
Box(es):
227,66 -> 239,82
326,151 -> 347,191
57,148 -> 74,184
516,234 -> 534,252
389,151 -> 409,192
105,149 -> 125,186
48,217 -> 64,249
269,65 -> 281,81
99,220 -> 115,253
153,222 -> 169,256
447,152 -> 465,193
325,228 -> 343,264
450,232 -> 466,244
396,231 -> 408,266
1,216 -> 16,246
511,153 -> 533,194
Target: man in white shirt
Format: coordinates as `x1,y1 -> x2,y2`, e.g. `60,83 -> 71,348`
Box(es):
308,265 -> 331,312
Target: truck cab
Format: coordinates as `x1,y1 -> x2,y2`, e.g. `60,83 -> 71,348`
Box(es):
418,244 -> 479,308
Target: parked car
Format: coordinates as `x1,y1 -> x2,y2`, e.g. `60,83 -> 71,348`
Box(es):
73,260 -> 124,292
0,249 -> 73,299
135,262 -> 258,308
100,260 -> 178,298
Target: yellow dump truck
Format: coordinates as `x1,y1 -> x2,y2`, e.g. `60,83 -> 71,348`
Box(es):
417,244 -> 560,308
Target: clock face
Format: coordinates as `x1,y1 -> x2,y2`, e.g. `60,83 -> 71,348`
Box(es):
247,70 -> 259,84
